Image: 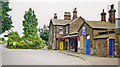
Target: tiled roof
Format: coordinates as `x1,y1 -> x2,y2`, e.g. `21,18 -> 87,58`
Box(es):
51,19 -> 71,25
86,21 -> 115,29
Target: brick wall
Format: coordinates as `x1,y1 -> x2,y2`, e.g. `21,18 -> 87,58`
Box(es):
48,22 -> 54,48
69,18 -> 84,34
94,39 -> 107,56
78,22 -> 93,54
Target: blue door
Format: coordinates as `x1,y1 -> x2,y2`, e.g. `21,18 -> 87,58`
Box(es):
66,42 -> 68,50
86,39 -> 90,55
109,40 -> 113,56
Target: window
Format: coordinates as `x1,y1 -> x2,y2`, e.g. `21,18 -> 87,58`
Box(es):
59,28 -> 63,34
66,26 -> 68,34
82,27 -> 86,36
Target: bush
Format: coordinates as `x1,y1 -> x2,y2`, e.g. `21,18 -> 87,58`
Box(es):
0,38 -> 4,41
0,41 -> 7,44
6,33 -> 46,49
6,46 -> 13,49
8,32 -> 20,41
7,38 -> 14,46
16,42 -> 21,48
47,45 -> 52,50
32,40 -> 41,48
32,39 -> 46,49
13,46 -> 17,49
39,39 -> 46,48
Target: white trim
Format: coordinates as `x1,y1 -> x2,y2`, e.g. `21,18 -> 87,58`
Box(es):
59,28 -> 63,34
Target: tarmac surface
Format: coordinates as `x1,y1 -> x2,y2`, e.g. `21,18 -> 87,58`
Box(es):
1,45 -> 88,65
58,50 -> 119,65
1,44 -> 119,67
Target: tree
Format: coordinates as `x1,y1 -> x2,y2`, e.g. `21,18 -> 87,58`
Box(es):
22,8 -> 38,40
0,1 -> 13,33
38,25 -> 49,43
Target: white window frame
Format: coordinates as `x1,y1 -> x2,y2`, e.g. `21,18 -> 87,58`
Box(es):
66,26 -> 68,34
59,28 -> 63,34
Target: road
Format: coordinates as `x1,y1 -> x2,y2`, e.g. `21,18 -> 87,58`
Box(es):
1,45 -> 88,65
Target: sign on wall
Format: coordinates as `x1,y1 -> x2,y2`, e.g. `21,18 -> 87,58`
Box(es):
82,27 -> 86,36
78,41 -> 80,48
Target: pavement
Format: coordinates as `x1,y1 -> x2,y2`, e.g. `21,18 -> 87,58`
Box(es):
58,50 -> 119,65
2,45 -> 88,65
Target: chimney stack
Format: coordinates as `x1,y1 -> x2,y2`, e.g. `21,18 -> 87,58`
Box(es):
101,9 -> 106,22
108,4 -> 116,24
54,13 -> 57,19
73,8 -> 77,20
64,12 -> 71,20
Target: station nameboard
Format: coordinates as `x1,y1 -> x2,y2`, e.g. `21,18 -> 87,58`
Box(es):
82,27 -> 86,36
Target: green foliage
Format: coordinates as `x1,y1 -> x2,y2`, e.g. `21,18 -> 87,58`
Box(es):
7,32 -> 20,46
33,40 -> 41,47
38,25 -> 49,43
32,38 -> 46,48
6,32 -> 46,49
47,45 -> 52,50
0,1 -> 13,33
22,8 -> 38,40
0,41 -> 6,44
8,32 -> 20,41
39,39 -> 46,48
0,38 -> 4,41
7,38 -> 13,46
16,42 -> 21,47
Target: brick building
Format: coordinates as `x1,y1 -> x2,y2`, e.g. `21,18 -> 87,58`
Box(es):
78,20 -> 115,56
48,4 -> 119,57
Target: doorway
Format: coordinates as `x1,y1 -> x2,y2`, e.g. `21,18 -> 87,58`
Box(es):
109,39 -> 113,56
86,35 -> 90,55
60,41 -> 63,50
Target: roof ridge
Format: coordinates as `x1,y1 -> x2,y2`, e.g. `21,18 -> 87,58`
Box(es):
69,16 -> 84,24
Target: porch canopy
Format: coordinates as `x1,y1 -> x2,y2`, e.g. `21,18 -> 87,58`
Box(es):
57,34 -> 78,39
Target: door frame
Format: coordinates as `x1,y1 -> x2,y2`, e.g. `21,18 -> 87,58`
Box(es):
59,41 -> 63,50
86,35 -> 90,55
109,39 -> 113,56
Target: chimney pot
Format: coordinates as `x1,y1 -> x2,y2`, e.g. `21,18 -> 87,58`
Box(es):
108,4 -> 116,24
64,12 -> 71,20
101,9 -> 106,22
73,8 -> 77,20
111,4 -> 114,9
54,13 -> 57,19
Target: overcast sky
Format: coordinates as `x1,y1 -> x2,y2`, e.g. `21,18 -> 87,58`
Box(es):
8,0 -> 119,37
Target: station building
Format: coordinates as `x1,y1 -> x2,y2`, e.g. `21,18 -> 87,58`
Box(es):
48,4 -> 119,57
